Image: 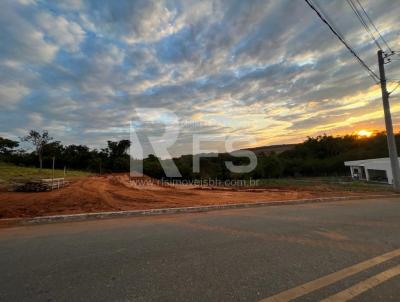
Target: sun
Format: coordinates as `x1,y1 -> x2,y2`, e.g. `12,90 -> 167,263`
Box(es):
357,129 -> 373,138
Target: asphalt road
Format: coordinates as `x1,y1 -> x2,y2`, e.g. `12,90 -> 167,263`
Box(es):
0,197 -> 399,301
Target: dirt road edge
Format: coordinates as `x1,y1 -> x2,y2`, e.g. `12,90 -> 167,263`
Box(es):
1,194 -> 398,227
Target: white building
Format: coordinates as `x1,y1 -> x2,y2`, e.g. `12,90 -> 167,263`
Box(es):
344,158 -> 399,184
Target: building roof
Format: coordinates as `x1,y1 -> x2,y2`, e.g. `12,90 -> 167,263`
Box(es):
344,157 -> 400,166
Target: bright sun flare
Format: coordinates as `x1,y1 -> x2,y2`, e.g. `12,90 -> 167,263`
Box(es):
357,129 -> 373,137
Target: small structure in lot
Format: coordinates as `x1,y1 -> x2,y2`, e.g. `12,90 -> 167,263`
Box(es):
344,158 -> 399,184
14,178 -> 68,192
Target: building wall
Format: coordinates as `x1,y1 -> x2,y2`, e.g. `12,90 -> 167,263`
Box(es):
348,164 -> 391,184
364,162 -> 392,184
349,166 -> 366,180
344,158 -> 399,185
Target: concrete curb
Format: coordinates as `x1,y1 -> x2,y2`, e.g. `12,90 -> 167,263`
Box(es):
1,194 -> 398,227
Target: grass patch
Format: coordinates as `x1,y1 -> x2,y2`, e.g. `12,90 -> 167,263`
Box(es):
254,177 -> 392,192
0,162 -> 91,185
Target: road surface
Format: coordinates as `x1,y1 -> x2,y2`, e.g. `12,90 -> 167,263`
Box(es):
0,197 -> 399,301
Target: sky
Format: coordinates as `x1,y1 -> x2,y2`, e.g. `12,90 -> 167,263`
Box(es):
1,0 -> 400,157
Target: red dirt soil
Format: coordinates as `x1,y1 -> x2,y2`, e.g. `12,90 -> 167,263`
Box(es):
0,174 -> 388,219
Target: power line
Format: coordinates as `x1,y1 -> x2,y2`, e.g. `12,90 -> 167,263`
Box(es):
311,0 -> 345,39
304,0 -> 380,83
385,58 -> 400,62
388,81 -> 400,95
355,0 -> 393,53
346,0 -> 382,50
387,51 -> 400,60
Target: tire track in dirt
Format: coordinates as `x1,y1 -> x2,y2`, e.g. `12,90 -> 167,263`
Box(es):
80,177 -> 122,211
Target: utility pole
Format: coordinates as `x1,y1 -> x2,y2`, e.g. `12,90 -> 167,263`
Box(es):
377,50 -> 400,190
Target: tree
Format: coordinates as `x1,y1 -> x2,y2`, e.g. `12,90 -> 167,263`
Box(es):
102,140 -> 131,172
63,145 -> 91,170
0,137 -> 19,155
22,130 -> 53,169
42,141 -> 64,168
143,154 -> 165,178
255,155 -> 283,178
106,140 -> 131,158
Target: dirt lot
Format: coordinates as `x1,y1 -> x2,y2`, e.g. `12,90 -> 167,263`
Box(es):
0,174 -> 393,219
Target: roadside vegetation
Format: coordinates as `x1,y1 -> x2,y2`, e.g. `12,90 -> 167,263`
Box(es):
253,177 -> 392,192
0,130 -> 396,185
0,162 -> 90,186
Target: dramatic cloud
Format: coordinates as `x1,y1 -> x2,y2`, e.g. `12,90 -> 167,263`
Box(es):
1,0 -> 400,155
36,11 -> 85,52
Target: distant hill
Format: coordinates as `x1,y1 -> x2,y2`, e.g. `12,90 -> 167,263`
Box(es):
241,144 -> 297,156
187,144 -> 297,158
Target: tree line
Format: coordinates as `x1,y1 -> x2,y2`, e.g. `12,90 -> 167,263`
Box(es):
0,130 -> 395,179
0,130 -> 131,173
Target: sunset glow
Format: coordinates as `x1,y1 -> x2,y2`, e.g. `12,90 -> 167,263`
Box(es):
2,0 -> 400,156
357,130 -> 373,138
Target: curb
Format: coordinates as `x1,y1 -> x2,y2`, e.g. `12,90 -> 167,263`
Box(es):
1,194 -> 398,227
